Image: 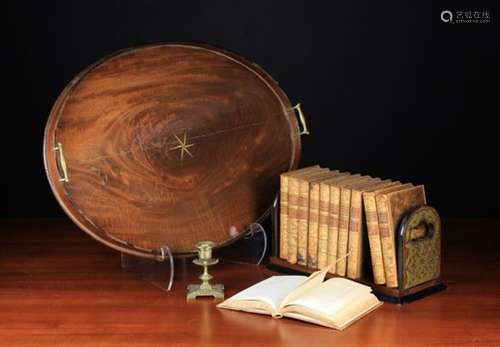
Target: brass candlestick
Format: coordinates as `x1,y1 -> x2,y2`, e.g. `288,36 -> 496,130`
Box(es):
187,241 -> 224,300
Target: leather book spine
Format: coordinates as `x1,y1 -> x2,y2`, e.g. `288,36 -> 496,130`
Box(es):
327,184 -> 341,274
376,194 -> 398,287
279,166 -> 322,259
279,174 -> 289,259
317,182 -> 331,270
286,177 -> 300,264
297,179 -> 310,266
347,190 -> 363,279
363,192 -> 386,285
307,182 -> 321,268
336,187 -> 351,276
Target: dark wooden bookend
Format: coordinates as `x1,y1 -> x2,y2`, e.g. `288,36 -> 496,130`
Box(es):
267,198 -> 446,304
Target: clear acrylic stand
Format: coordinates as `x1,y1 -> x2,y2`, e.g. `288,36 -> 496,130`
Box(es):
217,223 -> 268,265
120,222 -> 269,291
120,245 -> 174,291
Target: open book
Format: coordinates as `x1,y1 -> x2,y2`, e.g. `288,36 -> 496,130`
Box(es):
217,269 -> 382,330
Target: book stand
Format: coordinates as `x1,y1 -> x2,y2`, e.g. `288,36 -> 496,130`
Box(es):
267,197 -> 446,304
120,223 -> 268,291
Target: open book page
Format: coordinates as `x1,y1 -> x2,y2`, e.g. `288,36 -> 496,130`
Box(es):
328,293 -> 382,330
278,268 -> 329,311
281,277 -> 381,329
217,275 -> 307,316
286,277 -> 372,314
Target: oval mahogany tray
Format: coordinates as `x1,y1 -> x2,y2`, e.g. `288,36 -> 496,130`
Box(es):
44,43 -> 301,258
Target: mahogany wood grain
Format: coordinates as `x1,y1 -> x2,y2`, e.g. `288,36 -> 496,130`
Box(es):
44,43 -> 301,258
1,218 -> 499,347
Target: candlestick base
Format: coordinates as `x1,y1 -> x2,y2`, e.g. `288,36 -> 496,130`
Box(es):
187,283 -> 224,300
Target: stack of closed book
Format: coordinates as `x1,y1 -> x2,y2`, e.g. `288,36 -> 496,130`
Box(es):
279,166 -> 426,288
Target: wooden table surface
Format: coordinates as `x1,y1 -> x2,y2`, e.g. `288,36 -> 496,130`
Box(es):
1,219 -> 499,346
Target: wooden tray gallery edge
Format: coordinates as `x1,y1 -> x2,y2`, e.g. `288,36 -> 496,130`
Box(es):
44,43 -> 303,259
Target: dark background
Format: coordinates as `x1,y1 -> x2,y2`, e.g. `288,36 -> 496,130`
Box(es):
5,1 -> 498,219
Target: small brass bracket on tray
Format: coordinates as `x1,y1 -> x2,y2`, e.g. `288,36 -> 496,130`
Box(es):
53,142 -> 69,183
293,103 -> 309,136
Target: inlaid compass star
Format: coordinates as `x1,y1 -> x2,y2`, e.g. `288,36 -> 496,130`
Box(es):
170,132 -> 195,161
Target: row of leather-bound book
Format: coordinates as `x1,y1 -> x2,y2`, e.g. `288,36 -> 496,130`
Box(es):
279,165 -> 426,288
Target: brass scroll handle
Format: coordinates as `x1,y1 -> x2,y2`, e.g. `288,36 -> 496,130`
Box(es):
293,103 -> 309,136
53,142 -> 69,183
